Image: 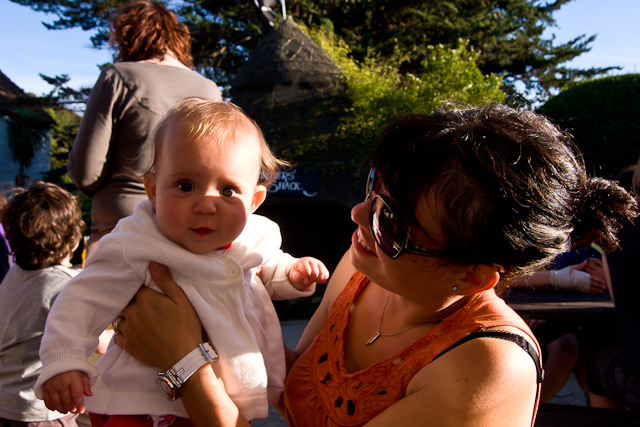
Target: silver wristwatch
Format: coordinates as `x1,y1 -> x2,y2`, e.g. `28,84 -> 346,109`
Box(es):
156,342 -> 218,401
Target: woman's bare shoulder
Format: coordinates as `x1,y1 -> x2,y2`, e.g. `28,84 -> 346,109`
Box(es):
366,326 -> 539,427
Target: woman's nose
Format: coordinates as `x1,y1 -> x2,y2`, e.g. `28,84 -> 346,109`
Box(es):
351,199 -> 370,227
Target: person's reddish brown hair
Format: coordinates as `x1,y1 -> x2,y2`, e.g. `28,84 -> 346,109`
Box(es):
109,0 -> 194,67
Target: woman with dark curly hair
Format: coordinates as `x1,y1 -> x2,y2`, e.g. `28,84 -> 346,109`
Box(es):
68,0 -> 221,257
114,104 -> 636,427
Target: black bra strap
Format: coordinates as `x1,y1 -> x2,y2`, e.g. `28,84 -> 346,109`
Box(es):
434,330 -> 544,384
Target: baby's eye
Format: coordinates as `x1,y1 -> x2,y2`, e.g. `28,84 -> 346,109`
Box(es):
220,187 -> 237,198
177,181 -> 194,193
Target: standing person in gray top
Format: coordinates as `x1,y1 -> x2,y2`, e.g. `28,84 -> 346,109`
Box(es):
67,0 -> 222,257
0,182 -> 85,426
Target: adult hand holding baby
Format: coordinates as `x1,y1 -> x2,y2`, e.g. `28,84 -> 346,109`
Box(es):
113,261 -> 204,371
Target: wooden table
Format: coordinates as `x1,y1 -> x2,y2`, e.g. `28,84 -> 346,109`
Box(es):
501,287 -> 616,322
535,403 -> 640,426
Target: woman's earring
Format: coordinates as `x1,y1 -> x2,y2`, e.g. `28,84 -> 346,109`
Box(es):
451,286 -> 458,292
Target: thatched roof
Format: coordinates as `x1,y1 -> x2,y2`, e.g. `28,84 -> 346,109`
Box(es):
229,19 -> 363,208
230,18 -> 343,104
229,17 -> 346,157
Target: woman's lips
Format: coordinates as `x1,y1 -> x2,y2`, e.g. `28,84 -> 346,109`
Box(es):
357,229 -> 374,252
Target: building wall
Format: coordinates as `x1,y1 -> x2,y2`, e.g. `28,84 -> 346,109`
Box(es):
0,114 -> 51,191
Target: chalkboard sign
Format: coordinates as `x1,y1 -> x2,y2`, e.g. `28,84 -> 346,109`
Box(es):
267,169 -> 319,197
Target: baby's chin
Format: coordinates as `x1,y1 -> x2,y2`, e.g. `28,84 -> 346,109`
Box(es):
175,229 -> 233,254
175,238 -> 229,254
185,244 -> 228,254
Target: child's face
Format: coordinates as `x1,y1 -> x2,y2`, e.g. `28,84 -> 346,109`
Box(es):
144,125 -> 267,254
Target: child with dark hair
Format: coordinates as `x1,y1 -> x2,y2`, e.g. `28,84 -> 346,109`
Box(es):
0,181 -> 85,426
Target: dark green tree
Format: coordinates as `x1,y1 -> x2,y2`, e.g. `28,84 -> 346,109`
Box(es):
305,28 -> 505,171
39,73 -> 94,111
42,105 -> 94,228
10,0 -> 614,103
291,0 -> 616,105
42,106 -> 82,184
10,0 -> 266,89
6,108 -> 51,186
538,73 -> 640,180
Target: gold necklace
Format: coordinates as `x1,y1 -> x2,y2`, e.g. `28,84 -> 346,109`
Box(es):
365,292 -> 443,345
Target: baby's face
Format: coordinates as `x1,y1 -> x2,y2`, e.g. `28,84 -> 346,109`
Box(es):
145,126 -> 266,254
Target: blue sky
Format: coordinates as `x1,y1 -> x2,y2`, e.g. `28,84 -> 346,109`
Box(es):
1,0 -> 639,96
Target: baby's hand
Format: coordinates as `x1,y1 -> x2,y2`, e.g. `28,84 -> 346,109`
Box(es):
289,257 -> 330,290
41,370 -> 92,414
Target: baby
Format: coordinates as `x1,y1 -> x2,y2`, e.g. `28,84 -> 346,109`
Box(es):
36,99 -> 329,424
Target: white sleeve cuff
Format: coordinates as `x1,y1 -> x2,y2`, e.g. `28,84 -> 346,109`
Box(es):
269,255 -> 316,300
34,357 -> 99,399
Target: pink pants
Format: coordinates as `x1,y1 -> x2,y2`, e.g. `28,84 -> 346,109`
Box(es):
88,414 -> 193,427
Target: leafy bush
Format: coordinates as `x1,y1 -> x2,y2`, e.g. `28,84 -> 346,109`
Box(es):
42,107 -> 93,232
305,27 -> 505,170
538,74 -> 640,179
43,107 -> 81,186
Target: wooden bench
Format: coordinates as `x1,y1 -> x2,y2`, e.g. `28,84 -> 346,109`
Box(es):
535,403 -> 640,426
501,287 -> 615,322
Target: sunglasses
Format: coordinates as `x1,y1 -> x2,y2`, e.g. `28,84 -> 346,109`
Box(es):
366,169 -> 454,260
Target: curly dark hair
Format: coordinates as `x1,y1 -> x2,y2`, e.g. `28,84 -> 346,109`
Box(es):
371,104 -> 638,279
2,182 -> 85,270
109,0 -> 193,67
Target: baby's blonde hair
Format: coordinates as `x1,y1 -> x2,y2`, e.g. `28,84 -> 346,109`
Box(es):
149,98 -> 289,186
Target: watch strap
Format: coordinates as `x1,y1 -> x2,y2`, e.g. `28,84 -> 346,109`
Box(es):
167,342 -> 218,386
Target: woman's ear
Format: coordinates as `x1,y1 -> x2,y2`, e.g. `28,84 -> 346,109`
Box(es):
453,264 -> 500,294
144,172 -> 157,206
250,185 -> 267,213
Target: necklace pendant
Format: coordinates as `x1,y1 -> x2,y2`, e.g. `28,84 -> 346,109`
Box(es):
365,332 -> 381,345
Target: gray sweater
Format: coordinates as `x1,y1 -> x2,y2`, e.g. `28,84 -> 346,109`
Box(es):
0,265 -> 78,422
68,62 -> 222,232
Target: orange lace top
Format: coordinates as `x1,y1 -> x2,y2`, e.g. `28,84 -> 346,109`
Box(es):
284,272 -> 540,427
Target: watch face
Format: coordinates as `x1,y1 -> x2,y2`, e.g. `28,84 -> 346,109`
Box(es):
157,375 -> 178,401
